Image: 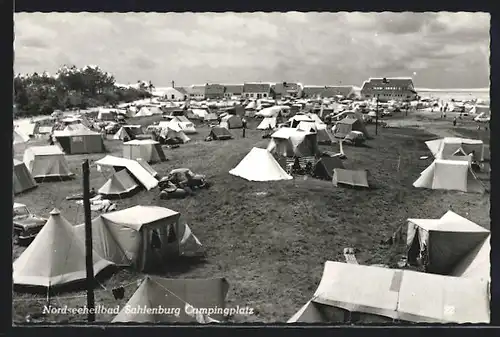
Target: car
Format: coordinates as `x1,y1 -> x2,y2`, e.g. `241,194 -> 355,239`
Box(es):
159,168 -> 209,191
13,203 -> 47,244
474,115 -> 491,123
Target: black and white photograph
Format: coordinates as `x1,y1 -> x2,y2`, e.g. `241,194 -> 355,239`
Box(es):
12,12 -> 490,324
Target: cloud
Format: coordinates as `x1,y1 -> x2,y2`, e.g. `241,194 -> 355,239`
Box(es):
14,12 -> 490,88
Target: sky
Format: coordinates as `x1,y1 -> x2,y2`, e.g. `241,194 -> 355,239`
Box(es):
14,12 -> 490,89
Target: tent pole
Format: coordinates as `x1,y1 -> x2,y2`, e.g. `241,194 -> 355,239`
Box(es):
82,159 -> 96,322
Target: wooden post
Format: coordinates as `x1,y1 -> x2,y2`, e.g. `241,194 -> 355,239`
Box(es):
82,160 -> 96,322
375,94 -> 379,135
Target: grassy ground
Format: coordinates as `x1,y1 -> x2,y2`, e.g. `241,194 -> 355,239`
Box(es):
12,117 -> 490,324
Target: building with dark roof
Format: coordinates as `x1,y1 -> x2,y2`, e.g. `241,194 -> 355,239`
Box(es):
302,86 -> 356,99
243,83 -> 272,99
223,84 -> 244,98
188,85 -> 206,100
271,82 -> 302,99
205,84 -> 225,100
360,78 -> 417,101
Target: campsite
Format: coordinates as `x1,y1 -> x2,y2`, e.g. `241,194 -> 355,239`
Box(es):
12,109 -> 490,323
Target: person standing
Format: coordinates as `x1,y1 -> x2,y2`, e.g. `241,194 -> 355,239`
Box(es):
453,117 -> 457,127
242,117 -> 247,138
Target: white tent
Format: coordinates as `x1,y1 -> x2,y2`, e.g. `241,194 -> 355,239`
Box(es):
134,107 -> 154,117
169,118 -> 197,134
13,129 -> 30,145
406,211 -> 490,275
288,261 -> 489,324
229,147 -> 292,182
123,139 -> 167,163
95,155 -> 158,190
256,106 -> 290,118
97,108 -> 116,121
13,209 -> 113,288
257,117 -> 277,130
13,159 -> 37,195
158,122 -> 191,143
413,159 -> 483,193
425,137 -> 484,162
23,146 -> 73,180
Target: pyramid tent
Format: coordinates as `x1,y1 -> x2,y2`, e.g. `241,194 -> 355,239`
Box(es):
413,159 -> 483,193
332,169 -> 369,188
13,209 -> 113,288
13,159 -> 37,195
74,206 -> 204,272
257,117 -> 277,130
134,107 -> 154,117
98,169 -> 139,198
123,139 -> 167,163
425,137 -> 484,162
288,261 -> 490,324
406,211 -> 490,275
23,146 -> 73,180
312,157 -> 344,180
209,126 -> 233,140
229,147 -> 293,182
112,276 -> 229,323
113,126 -> 143,141
451,235 -> 490,282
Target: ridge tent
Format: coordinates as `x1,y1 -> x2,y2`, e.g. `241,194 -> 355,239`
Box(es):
112,276 -> 229,323
113,125 -> 143,141
257,117 -> 277,130
191,108 -> 209,119
288,261 -> 489,324
316,128 -> 335,145
169,119 -> 197,134
13,209 -> 113,288
256,106 -> 290,118
95,155 -> 158,190
425,137 -> 484,162
451,235 -> 490,282
148,106 -> 163,115
97,109 -> 116,121
123,139 -> 167,163
13,129 -> 30,145
74,206 -> 204,272
23,146 -> 73,181
296,121 -> 317,133
220,114 -> 243,129
209,126 -> 233,140
332,169 -> 369,188
53,128 -> 104,154
267,127 -> 320,158
136,157 -> 159,178
406,211 -> 489,275
98,169 -> 140,198
229,147 -> 292,182
333,117 -> 368,139
312,157 -> 344,180
13,159 -> 37,195
245,101 -> 257,110
413,159 -> 483,193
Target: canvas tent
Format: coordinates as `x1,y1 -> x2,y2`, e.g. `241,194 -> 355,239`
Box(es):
333,117 -> 368,139
53,127 -> 104,154
23,146 -> 73,181
123,139 -> 167,163
168,120 -> 197,134
13,209 -> 113,288
451,235 -> 490,282
406,211 -> 490,275
256,106 -> 290,118
332,169 -> 369,188
220,114 -> 243,129
312,157 -> 344,180
158,122 -> 191,144
13,159 -> 37,195
112,276 -> 229,323
97,109 -> 116,121
134,107 -> 154,117
95,155 -> 159,190
74,206 -> 204,272
257,117 -> 277,130
113,125 -> 143,141
209,126 -> 233,140
288,261 -> 489,324
413,159 -> 483,193
425,137 -> 484,162
13,129 -> 30,145
98,169 -> 140,198
267,128 -> 320,158
289,115 -> 315,128
229,147 -> 292,182
204,112 -> 219,121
